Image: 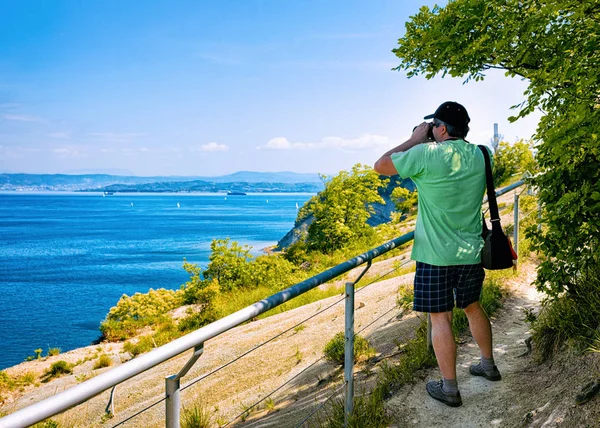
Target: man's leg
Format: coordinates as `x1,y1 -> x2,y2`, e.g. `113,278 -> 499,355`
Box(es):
464,301 -> 493,358
464,301 -> 501,381
426,310 -> 462,406
430,311 -> 456,379
415,262 -> 462,406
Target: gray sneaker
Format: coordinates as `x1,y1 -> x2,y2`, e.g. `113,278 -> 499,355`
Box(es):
469,362 -> 502,381
426,380 -> 463,407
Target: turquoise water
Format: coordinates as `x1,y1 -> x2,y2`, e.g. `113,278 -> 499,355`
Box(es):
0,192 -> 313,370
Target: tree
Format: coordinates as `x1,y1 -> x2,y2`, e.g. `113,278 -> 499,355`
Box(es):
393,0 -> 600,300
492,140 -> 538,187
391,186 -> 418,215
304,164 -> 388,253
203,238 -> 254,291
180,260 -> 220,306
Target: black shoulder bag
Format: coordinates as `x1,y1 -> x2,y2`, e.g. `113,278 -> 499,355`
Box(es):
478,145 -> 517,270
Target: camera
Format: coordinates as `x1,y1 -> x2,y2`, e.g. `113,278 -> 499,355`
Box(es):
412,123 -> 435,141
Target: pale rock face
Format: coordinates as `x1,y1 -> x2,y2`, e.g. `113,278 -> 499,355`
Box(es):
276,177 -> 415,250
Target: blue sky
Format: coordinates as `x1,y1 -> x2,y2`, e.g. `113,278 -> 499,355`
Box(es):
0,0 -> 540,177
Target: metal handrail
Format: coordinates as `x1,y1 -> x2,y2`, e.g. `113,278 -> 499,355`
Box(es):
0,179 -> 525,428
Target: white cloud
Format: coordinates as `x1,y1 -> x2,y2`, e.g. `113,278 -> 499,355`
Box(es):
199,142 -> 229,152
260,137 -> 297,150
2,114 -> 43,122
257,134 -> 395,151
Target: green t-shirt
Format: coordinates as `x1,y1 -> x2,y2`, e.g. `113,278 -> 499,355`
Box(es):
391,140 -> 491,266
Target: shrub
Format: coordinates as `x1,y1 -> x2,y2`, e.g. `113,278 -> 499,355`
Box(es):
99,319 -> 139,342
18,372 -> 36,386
324,333 -> 375,366
123,336 -> 155,357
46,361 -> 72,378
107,288 -> 182,323
247,254 -> 298,291
93,354 -> 112,370
0,371 -> 14,392
178,309 -> 217,333
397,284 -> 414,312
282,240 -> 309,265
532,268 -> 600,361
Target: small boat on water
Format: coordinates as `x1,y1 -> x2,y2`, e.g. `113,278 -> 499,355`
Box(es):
227,191 -> 247,196
103,191 -> 114,196
177,202 -> 180,208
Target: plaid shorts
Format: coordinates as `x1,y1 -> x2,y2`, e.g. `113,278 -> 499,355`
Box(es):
413,262 -> 485,313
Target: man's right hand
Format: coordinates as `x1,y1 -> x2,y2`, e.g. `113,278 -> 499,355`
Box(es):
412,122 -> 431,144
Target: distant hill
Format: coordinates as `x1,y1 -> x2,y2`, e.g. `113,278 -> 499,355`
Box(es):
199,171 -> 323,184
0,172 -> 323,192
90,180 -> 323,194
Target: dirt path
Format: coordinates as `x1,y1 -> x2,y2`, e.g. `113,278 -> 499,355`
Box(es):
386,263 -> 600,428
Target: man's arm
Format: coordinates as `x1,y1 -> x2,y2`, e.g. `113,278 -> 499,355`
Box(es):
374,122 -> 430,176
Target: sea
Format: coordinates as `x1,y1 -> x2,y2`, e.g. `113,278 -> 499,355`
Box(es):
0,192 -> 314,370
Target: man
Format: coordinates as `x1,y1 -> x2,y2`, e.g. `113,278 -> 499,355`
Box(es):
374,101 -> 501,407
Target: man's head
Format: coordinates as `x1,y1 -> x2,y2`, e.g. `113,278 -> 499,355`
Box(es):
424,101 -> 470,140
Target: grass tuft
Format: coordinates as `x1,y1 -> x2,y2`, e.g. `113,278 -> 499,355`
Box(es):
93,354 -> 112,370
181,402 -> 212,428
323,333 -> 375,366
47,348 -> 61,357
44,361 -> 72,380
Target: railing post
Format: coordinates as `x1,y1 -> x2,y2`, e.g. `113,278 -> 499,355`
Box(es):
165,344 -> 204,428
344,281 -> 355,427
514,192 -> 519,265
165,375 -> 180,428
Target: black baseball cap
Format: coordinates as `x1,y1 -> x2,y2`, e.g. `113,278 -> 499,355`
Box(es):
424,101 -> 470,129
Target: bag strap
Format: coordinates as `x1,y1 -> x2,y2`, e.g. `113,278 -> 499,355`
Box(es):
478,145 -> 500,222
